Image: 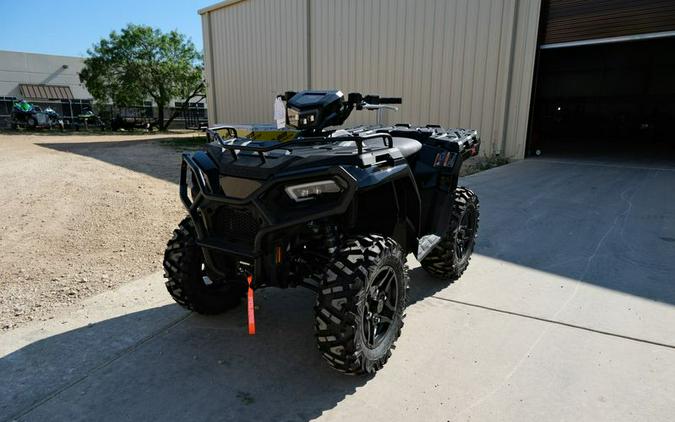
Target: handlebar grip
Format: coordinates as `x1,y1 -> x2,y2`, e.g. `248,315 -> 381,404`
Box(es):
377,97 -> 402,104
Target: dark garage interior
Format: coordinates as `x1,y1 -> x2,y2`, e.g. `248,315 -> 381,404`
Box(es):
530,37 -> 675,158
528,0 -> 675,161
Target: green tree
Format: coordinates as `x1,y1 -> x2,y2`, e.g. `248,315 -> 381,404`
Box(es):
80,24 -> 204,131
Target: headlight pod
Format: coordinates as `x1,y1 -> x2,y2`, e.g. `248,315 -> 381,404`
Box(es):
287,107 -> 318,129
284,179 -> 342,202
287,107 -> 300,128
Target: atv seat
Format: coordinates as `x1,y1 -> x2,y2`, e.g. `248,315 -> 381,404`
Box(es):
391,137 -> 422,158
340,135 -> 422,158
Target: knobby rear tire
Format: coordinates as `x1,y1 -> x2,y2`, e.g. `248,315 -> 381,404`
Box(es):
421,187 -> 479,280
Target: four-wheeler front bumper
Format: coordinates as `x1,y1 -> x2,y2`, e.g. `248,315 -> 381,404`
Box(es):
179,152 -> 356,282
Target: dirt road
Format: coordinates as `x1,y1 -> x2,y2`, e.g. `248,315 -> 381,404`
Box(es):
0,133 -> 195,329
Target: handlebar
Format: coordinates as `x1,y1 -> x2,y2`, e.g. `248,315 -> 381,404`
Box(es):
362,103 -> 399,111
352,94 -> 402,112
277,91 -> 402,130
361,95 -> 402,105
375,97 -> 402,104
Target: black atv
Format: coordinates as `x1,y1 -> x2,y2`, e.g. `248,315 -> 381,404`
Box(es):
164,90 -> 480,374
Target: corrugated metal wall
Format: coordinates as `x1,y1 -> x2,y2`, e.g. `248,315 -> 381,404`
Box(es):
201,0 -> 541,158
202,0 -> 309,124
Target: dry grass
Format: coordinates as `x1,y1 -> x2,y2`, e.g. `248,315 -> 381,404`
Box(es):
460,154 -> 510,176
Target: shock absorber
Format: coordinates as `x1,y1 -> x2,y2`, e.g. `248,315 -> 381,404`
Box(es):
323,224 -> 338,255
306,221 -> 322,243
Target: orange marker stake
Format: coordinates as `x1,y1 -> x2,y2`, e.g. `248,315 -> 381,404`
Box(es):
247,274 -> 255,335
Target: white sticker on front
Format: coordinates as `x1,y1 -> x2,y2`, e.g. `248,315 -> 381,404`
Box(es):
274,97 -> 286,129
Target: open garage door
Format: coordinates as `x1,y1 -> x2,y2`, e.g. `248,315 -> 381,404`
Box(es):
541,0 -> 675,48
528,0 -> 675,159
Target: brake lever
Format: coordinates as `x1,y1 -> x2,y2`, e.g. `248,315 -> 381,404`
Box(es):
361,102 -> 399,111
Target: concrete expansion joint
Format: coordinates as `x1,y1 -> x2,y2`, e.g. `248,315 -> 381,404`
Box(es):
429,295 -> 675,351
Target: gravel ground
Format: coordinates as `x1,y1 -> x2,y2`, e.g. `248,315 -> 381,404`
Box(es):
0,132 -> 197,330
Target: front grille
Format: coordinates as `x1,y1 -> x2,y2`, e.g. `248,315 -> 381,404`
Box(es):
212,206 -> 260,247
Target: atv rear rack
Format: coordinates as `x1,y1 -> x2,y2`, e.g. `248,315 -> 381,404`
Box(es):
206,127 -> 394,162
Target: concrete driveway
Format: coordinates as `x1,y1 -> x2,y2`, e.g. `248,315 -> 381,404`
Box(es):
2,157 -> 675,421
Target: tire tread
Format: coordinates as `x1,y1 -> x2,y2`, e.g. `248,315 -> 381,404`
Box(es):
421,187 -> 480,280
314,234 -> 408,374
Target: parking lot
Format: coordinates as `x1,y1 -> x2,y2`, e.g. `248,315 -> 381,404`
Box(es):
1,140 -> 674,421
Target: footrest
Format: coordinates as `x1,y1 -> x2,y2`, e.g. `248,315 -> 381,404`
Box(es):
416,234 -> 442,261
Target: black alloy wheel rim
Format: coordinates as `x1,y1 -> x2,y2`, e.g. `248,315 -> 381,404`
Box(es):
456,207 -> 477,260
362,265 -> 399,348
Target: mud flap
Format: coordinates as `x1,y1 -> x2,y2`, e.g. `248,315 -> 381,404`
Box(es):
416,234 -> 442,262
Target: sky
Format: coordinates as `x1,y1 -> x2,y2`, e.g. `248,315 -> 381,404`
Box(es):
0,0 -> 216,57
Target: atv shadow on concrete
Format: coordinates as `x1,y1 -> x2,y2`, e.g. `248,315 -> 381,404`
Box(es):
0,274 -> 448,421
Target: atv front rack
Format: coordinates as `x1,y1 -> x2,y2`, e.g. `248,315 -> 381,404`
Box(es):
206,127 -> 394,163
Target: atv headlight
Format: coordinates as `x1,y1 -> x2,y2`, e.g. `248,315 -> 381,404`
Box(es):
287,107 -> 300,128
287,107 -> 318,129
284,180 -> 342,202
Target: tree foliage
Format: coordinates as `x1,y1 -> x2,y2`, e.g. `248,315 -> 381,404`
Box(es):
80,24 -> 204,130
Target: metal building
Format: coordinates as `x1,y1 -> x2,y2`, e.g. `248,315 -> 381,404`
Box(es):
0,50 -> 94,122
0,50 -> 92,99
0,50 -> 209,129
199,0 -> 675,159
